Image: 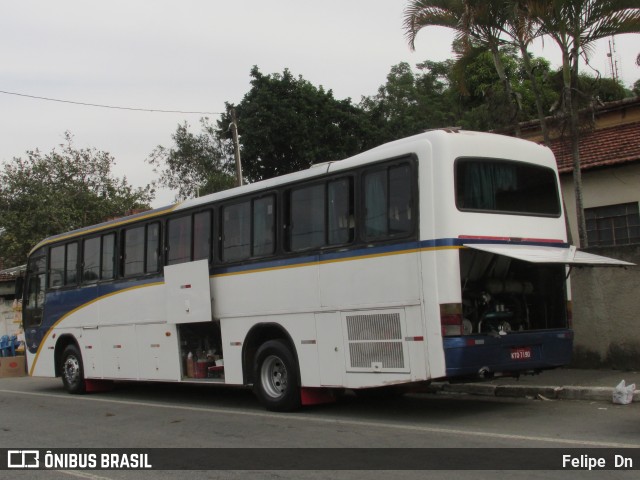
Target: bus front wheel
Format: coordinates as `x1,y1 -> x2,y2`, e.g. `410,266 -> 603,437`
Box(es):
254,339 -> 300,411
60,344 -> 86,394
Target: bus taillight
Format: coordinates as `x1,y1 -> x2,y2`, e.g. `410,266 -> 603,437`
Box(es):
440,303 -> 463,336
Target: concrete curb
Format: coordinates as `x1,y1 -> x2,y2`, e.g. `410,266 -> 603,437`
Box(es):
425,382 -> 639,403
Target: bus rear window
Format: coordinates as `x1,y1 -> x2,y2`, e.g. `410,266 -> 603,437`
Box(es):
455,158 -> 560,216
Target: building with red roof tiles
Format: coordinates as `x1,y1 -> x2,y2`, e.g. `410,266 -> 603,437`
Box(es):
509,97 -> 640,248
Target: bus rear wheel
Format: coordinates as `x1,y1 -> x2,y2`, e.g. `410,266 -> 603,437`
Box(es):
60,344 -> 86,394
254,339 -> 300,411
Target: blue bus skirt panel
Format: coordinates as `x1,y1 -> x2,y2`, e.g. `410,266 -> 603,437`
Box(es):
442,329 -> 573,379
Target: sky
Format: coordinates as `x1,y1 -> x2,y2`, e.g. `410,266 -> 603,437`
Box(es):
2,0 -> 638,207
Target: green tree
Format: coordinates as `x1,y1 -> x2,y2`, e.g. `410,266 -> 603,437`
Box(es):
360,60 -> 457,142
147,117 -> 236,201
404,0 -> 524,135
218,66 -> 376,182
526,0 -> 640,246
0,133 -> 153,267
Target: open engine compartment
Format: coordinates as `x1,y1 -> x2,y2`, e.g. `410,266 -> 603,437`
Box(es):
460,249 -> 569,335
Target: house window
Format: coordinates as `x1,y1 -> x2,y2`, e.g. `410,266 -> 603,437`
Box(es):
586,202 -> 640,246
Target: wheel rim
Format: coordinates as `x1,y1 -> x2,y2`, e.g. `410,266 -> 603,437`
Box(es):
260,354 -> 288,399
64,355 -> 80,386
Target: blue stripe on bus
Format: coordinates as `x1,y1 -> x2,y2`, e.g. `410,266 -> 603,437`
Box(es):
29,237 -> 569,342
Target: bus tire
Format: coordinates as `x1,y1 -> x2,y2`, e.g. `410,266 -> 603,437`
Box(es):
254,339 -> 301,412
60,344 -> 86,394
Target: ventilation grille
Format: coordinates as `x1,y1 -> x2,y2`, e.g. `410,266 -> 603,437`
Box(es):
346,313 -> 402,341
345,313 -> 405,371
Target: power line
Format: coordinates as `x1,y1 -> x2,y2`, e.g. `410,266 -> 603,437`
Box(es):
0,89 -> 223,115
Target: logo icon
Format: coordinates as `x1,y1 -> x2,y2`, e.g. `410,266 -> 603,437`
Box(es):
7,450 -> 40,469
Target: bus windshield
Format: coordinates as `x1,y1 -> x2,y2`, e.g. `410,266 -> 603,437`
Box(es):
455,158 -> 561,216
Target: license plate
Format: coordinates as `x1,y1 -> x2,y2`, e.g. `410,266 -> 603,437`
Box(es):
510,347 -> 532,360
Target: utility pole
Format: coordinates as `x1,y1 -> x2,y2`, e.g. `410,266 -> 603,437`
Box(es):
230,108 -> 243,187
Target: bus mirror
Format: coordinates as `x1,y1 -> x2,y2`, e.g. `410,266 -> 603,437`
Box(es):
14,276 -> 24,299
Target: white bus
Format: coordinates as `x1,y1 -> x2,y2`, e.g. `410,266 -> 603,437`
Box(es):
20,129 -> 630,411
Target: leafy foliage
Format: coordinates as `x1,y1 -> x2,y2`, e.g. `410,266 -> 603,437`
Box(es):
218,66 -> 377,182
0,133 -> 153,267
147,118 -> 236,201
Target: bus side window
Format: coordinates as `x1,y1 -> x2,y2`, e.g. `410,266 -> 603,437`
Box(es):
389,164 -> 412,235
65,243 -> 78,285
222,202 -> 250,262
289,184 -> 325,251
167,216 -> 192,265
253,195 -> 275,257
146,222 -> 160,272
364,163 -> 413,240
328,178 -> 353,245
24,254 -> 46,327
49,245 -> 65,288
364,169 -> 388,239
193,211 -> 212,262
123,226 -> 145,276
83,237 -> 101,283
102,233 -> 116,280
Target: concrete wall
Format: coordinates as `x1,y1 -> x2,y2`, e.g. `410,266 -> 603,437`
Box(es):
570,244 -> 640,370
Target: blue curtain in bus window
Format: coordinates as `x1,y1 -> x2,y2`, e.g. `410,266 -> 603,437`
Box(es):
364,170 -> 388,238
462,162 -> 517,210
291,185 -> 325,251
193,211 -> 211,262
83,237 -> 101,282
328,178 -> 352,245
223,202 -> 250,261
101,233 -> 115,280
65,243 -> 78,285
146,222 -> 160,272
168,216 -> 192,265
124,226 -> 145,276
49,245 -> 65,288
389,165 -> 412,235
253,196 -> 275,256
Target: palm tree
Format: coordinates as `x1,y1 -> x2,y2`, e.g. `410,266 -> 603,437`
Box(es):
502,1 -> 552,146
404,0 -> 523,136
525,0 -> 640,246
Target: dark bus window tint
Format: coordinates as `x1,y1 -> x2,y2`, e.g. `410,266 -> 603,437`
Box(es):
24,254 -> 46,327
146,222 -> 160,272
193,211 -> 211,262
328,178 -> 353,245
364,170 -> 388,239
124,226 -> 145,276
83,237 -> 101,283
49,245 -> 65,288
223,202 -> 250,262
253,196 -> 275,257
65,243 -> 78,285
455,159 -> 561,216
167,216 -> 192,265
102,233 -> 116,280
290,184 -> 325,251
389,164 -> 413,235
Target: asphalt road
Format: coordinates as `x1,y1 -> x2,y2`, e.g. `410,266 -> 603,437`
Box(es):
0,376 -> 638,479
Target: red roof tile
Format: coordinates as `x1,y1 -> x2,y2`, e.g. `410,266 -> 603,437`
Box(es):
551,121 -> 640,173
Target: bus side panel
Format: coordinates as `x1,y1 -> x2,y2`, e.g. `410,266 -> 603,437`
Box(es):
220,312 -> 321,387
98,281 -> 166,327
213,263 -> 321,319
135,323 -> 181,381
318,249 -> 422,310
314,312 -> 345,387
419,249 -> 460,381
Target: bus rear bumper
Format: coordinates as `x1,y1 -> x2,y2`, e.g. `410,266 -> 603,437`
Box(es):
442,329 -> 573,380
